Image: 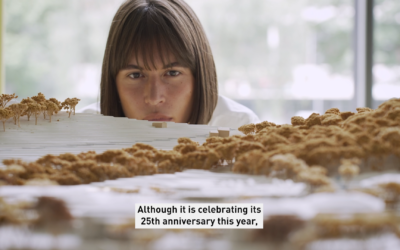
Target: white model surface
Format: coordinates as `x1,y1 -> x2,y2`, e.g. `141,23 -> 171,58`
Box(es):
0,111 -> 242,163
0,110 -> 397,250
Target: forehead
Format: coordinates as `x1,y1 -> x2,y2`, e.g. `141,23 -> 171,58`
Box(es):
128,47 -> 178,70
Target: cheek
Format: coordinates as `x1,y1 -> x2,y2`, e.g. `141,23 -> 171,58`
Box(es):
116,80 -> 145,117
169,84 -> 190,98
170,79 -> 194,99
169,78 -> 194,116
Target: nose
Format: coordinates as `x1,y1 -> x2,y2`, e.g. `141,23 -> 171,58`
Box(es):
144,75 -> 166,106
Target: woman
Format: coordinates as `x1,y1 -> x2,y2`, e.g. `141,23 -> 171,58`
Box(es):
80,0 -> 260,128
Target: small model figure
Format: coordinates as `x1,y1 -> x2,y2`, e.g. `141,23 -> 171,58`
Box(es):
218,127 -> 230,137
209,130 -> 219,137
152,122 -> 167,128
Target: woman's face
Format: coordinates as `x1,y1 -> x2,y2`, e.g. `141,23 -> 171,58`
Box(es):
116,52 -> 194,123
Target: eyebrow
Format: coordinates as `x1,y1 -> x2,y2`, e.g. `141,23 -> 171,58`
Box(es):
121,62 -> 181,70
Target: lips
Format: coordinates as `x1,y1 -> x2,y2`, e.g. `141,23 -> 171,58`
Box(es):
142,114 -> 173,122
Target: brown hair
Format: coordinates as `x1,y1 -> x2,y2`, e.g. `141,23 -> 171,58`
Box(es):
100,0 -> 218,124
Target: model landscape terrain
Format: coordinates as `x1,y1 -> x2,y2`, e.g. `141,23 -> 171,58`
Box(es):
0,94 -> 400,250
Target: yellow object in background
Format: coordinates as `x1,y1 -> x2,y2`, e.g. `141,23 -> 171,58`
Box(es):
0,0 -> 3,94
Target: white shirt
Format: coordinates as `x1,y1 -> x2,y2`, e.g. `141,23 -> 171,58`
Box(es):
78,95 -> 260,129
208,95 -> 260,128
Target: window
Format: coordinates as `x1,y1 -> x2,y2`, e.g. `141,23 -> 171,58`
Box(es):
4,0 -> 125,108
373,0 -> 400,108
187,0 -> 354,124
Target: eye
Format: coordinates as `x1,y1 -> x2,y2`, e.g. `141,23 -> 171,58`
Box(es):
128,72 -> 142,79
166,70 -> 181,77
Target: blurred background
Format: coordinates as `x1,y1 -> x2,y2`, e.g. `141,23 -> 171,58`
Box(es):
1,0 -> 399,124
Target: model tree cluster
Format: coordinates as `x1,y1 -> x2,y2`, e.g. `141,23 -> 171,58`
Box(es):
0,93 -> 80,131
62,98 -> 80,118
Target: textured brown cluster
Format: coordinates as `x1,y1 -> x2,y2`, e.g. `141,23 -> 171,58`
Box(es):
1,143 -> 154,185
252,215 -> 305,242
338,158 -> 360,179
1,98 -> 400,186
358,181 -> 400,208
0,93 -> 81,131
0,197 -> 32,225
236,98 -> 400,176
315,213 -> 396,237
33,196 -> 73,235
0,139 -> 225,185
290,212 -> 400,246
0,196 -> 72,233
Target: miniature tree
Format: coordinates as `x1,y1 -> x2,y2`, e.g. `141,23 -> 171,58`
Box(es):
41,103 -> 48,119
30,102 -> 42,125
21,97 -> 36,121
12,113 -> 17,125
31,92 -> 46,104
31,92 -> 47,119
48,98 -> 63,115
0,93 -> 18,108
8,103 -> 28,128
70,98 -> 80,115
61,99 -> 72,117
0,107 -> 14,131
45,101 -> 60,123
62,97 -> 80,117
